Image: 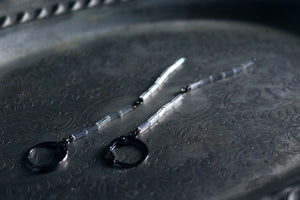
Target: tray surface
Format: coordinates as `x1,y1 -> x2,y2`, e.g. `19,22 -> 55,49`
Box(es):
0,5 -> 300,200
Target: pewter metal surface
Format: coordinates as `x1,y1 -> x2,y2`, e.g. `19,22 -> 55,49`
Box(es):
0,20 -> 299,200
0,0 -> 123,29
0,1 -> 300,199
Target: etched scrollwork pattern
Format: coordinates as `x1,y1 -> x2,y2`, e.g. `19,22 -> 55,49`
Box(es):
0,21 -> 300,200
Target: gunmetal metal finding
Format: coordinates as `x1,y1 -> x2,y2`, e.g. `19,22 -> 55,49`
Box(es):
105,134 -> 149,169
26,141 -> 68,173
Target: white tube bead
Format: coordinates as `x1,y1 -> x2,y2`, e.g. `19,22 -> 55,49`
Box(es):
163,102 -> 173,112
154,77 -> 162,85
171,94 -> 184,105
71,130 -> 87,141
157,107 -> 167,118
158,70 -> 171,85
148,84 -> 160,94
155,58 -> 185,85
148,113 -> 160,125
138,121 -> 151,133
242,60 -> 254,69
139,58 -> 185,102
159,58 -> 185,82
96,115 -> 110,130
140,90 -> 152,101
189,80 -> 204,90
108,112 -> 121,120
119,105 -> 133,117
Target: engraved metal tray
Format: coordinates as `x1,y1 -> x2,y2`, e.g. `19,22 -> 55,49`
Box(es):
0,0 -> 300,199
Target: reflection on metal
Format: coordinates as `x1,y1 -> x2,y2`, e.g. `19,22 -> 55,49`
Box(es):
0,0 -> 129,30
